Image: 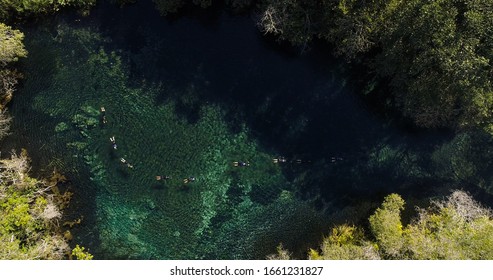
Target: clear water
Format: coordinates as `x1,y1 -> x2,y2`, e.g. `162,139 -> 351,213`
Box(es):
4,1 -> 486,259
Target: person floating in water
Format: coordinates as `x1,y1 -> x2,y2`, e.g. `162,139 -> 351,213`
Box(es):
233,161 -> 250,167
272,156 -> 287,164
183,176 -> 196,184
156,175 -> 171,181
110,136 -> 117,150
100,107 -> 107,124
330,156 -> 344,163
294,158 -> 312,164
120,158 -> 133,169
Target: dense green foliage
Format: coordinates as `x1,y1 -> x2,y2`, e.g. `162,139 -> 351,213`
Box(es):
0,0 -> 484,131
145,0 -> 493,129
308,225 -> 379,260
271,191 -> 493,259
0,151 -> 70,259
432,130 -> 493,193
71,245 -> 94,260
368,193 -> 404,257
152,0 -> 214,15
0,23 -> 26,109
0,23 -> 27,66
0,0 -> 96,20
151,0 -> 255,14
257,0 -> 493,129
375,0 -> 493,129
0,23 -> 24,143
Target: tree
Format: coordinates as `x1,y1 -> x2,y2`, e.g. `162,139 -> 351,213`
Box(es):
0,23 -> 27,67
310,225 -> 379,260
254,0 -> 493,129
319,0 -> 403,58
431,131 -> 493,193
0,24 -> 26,109
373,0 -> 493,128
0,108 -> 11,140
0,69 -> 22,109
368,194 -> 404,258
0,151 -> 75,259
0,0 -> 96,20
258,0 -> 321,48
272,191 -> 493,260
404,191 -> 493,259
71,245 -> 94,260
152,0 -> 213,15
266,243 -> 291,260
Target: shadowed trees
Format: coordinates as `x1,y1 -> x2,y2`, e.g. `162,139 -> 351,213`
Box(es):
0,109 -> 12,140
0,0 -> 96,20
256,0 -> 493,130
374,0 -> 493,129
152,0 -> 256,15
146,0 -> 493,130
269,191 -> 493,259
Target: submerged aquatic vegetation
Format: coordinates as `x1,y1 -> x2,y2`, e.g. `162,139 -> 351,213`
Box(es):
18,23 -> 323,259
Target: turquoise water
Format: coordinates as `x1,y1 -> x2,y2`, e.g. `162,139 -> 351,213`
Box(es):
6,3 -> 331,259
4,1 -> 493,259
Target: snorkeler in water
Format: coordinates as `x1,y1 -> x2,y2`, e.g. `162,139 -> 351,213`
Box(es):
233,161 -> 250,167
272,156 -> 287,164
156,175 -> 171,181
183,176 -> 196,184
100,107 -> 107,124
110,136 -> 117,149
120,158 -> 133,169
330,156 -> 343,163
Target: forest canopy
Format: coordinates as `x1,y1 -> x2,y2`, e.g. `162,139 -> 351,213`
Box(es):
269,191 -> 493,260
256,0 -> 493,130
0,150 -> 68,259
0,0 -> 96,20
144,0 -> 493,130
0,23 -> 27,109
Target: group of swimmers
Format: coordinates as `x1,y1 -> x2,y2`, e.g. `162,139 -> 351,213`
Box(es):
100,107 -> 108,124
231,156 -> 315,167
101,107 -> 134,169
120,157 -> 134,169
155,175 -> 196,185
103,106 -> 198,183
272,156 -> 314,164
154,156 -> 316,186
100,106 -> 341,188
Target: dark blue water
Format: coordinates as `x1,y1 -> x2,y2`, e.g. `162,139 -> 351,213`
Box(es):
5,0 -> 490,259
